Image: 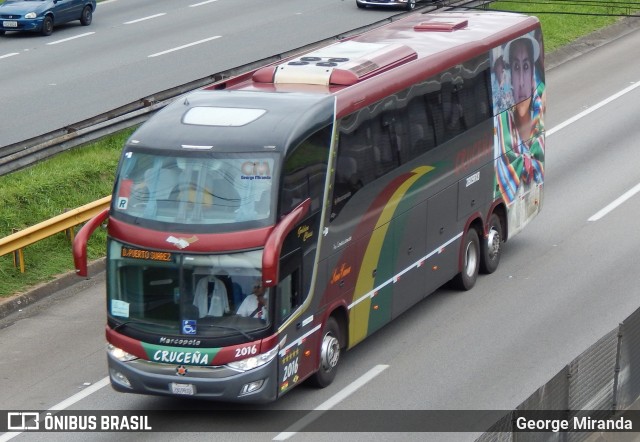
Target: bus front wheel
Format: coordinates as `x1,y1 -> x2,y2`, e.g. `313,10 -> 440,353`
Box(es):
309,317 -> 341,388
452,227 -> 480,291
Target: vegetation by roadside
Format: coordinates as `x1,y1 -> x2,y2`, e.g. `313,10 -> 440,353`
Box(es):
0,1 -> 638,298
0,129 -> 132,297
489,0 -> 638,52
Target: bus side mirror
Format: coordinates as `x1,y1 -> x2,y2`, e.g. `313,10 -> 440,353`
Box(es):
261,198 -> 310,288
73,208 -> 109,277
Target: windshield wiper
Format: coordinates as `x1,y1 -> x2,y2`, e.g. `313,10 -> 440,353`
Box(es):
199,324 -> 255,341
112,319 -> 173,332
113,319 -> 258,341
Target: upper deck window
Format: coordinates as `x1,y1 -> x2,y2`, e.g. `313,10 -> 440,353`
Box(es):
112,149 -> 278,232
183,107 -> 266,127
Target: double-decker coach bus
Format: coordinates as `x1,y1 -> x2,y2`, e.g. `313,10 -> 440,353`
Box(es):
74,10 -> 545,402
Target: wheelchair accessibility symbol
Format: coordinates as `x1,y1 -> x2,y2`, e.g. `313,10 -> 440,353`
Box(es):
182,320 -> 197,335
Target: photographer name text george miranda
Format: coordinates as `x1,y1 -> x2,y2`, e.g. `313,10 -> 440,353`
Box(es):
517,416 -> 633,432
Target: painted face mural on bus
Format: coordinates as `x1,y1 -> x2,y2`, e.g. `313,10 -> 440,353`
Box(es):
491,31 -> 546,234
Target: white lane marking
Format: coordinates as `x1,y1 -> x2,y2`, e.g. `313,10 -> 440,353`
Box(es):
547,80 -> 640,137
49,376 -> 111,410
124,13 -> 167,25
273,365 -> 389,440
46,32 -> 95,45
148,36 -> 221,58
190,0 -> 219,6
0,53 -> 19,59
589,182 -> 640,222
547,81 -> 640,222
0,377 -> 110,442
99,0 -> 118,4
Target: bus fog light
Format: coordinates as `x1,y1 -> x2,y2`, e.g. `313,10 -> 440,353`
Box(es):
110,368 -> 132,388
240,380 -> 264,396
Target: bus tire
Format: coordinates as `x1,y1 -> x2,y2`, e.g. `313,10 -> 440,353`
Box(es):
452,227 -> 480,291
480,213 -> 503,274
309,317 -> 341,388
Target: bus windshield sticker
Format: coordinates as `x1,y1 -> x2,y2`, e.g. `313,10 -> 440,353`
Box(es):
111,300 -> 130,318
182,320 -> 197,335
165,235 -> 198,250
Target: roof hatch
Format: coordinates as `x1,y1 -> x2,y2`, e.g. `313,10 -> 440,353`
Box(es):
413,18 -> 468,32
252,41 -> 417,86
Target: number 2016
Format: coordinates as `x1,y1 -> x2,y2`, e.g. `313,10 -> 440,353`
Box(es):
283,358 -> 299,382
235,345 -> 257,358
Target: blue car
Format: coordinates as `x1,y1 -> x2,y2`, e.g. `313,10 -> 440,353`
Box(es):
0,0 -> 96,36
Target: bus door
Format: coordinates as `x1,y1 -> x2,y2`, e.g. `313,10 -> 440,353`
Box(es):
274,248 -> 317,396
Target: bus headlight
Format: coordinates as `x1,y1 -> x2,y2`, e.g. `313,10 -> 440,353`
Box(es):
25,12 -> 37,19
107,344 -> 139,362
227,346 -> 278,372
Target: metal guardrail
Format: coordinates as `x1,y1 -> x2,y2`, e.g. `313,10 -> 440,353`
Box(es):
0,0 -> 477,274
0,196 -> 111,272
0,4 -> 448,176
0,0 -> 485,176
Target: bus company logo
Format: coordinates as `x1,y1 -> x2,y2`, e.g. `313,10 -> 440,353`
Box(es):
240,161 -> 271,180
331,263 -> 352,284
176,365 -> 188,376
297,225 -> 313,242
166,235 -> 198,249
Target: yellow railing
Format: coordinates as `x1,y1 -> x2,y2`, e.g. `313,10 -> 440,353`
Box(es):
0,196 -> 111,272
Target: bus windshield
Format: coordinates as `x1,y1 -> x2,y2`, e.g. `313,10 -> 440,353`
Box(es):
107,239 -> 271,337
112,149 -> 278,230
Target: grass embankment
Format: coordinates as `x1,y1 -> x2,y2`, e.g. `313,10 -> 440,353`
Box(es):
0,1 -> 637,298
0,130 -> 132,297
489,0 -> 636,52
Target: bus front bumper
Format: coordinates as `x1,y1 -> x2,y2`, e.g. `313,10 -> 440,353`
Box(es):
107,352 -> 278,403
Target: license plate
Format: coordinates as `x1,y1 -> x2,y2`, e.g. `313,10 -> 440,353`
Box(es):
3,21 -> 18,28
170,382 -> 195,395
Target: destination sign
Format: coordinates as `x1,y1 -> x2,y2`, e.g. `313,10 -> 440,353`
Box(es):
121,247 -> 172,262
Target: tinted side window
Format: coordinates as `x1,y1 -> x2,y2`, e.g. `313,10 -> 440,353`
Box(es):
280,126 -> 332,216
330,55 -> 491,222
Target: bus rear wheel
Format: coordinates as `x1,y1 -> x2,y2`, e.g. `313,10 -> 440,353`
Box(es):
309,317 -> 341,388
452,227 -> 480,291
480,213 -> 503,274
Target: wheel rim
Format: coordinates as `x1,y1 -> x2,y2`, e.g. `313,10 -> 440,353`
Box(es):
464,240 -> 478,278
487,227 -> 501,260
320,332 -> 340,371
409,0 -> 416,8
